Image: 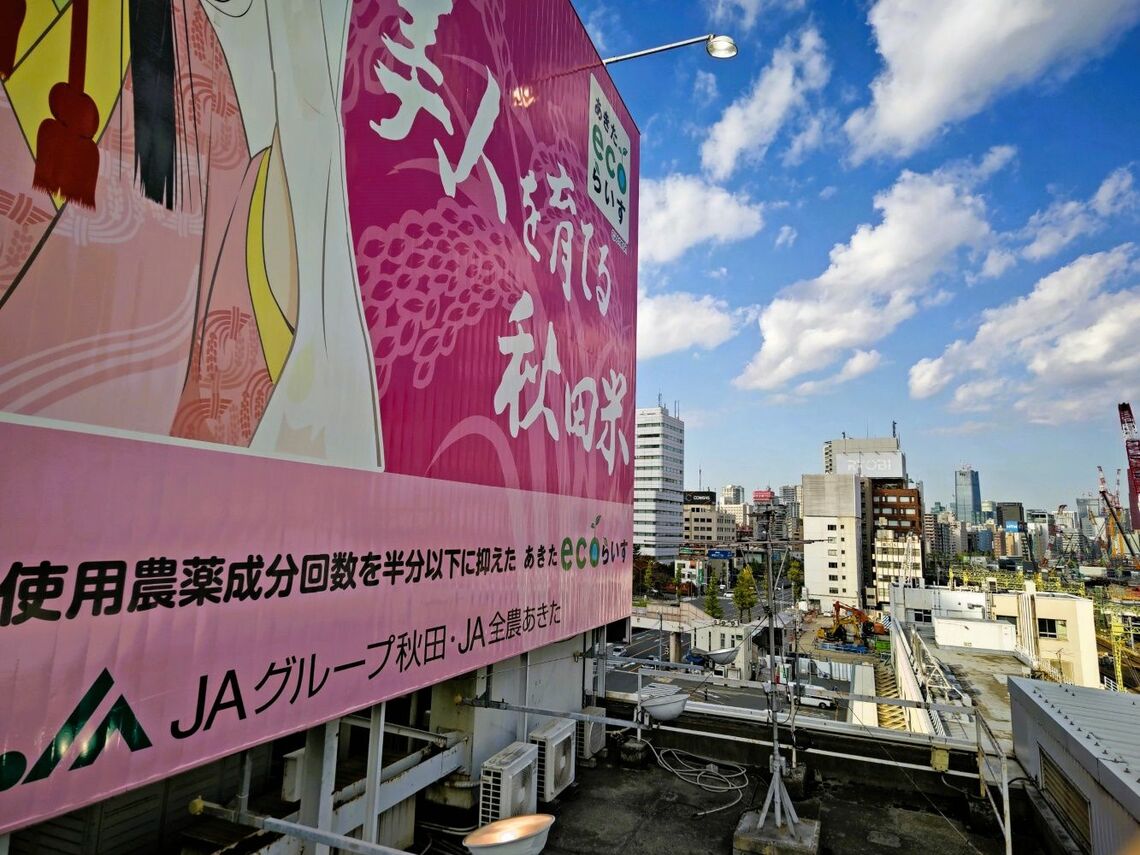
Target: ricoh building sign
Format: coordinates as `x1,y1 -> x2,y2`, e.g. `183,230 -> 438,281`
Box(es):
0,0 -> 637,833
834,451 -> 906,480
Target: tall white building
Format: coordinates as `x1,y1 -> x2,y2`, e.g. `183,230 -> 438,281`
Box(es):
634,406 -> 685,562
721,484 -> 745,505
802,473 -> 864,609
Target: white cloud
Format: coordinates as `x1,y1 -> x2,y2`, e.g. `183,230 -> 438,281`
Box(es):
693,70 -> 719,101
637,289 -> 739,359
775,225 -> 798,249
782,113 -> 826,166
735,156 -> 998,392
949,378 -> 1007,412
921,288 -> 954,308
845,0 -> 1140,163
639,174 -> 764,265
909,245 -> 1140,423
1092,166 -> 1137,217
708,266 -> 729,279
979,248 -> 1018,279
792,349 -> 883,396
582,3 -> 621,53
1021,201 -> 1100,262
908,352 -> 957,400
701,27 -> 829,181
705,0 -> 806,30
974,145 -> 1019,181
1022,167 -> 1137,261
819,185 -> 837,200
975,166 -> 1137,278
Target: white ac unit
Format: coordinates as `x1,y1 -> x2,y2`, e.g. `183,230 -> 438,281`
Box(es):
479,742 -> 538,826
576,706 -> 606,760
529,718 -> 576,802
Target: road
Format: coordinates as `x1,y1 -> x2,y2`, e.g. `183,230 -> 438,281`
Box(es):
605,663 -> 849,723
623,628 -> 690,663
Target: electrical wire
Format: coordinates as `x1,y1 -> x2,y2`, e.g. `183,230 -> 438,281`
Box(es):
643,740 -> 751,817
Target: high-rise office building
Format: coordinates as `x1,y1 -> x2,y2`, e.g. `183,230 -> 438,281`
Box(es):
634,406 -> 685,562
954,466 -> 982,525
995,502 -> 1025,529
802,474 -> 864,609
722,484 -> 745,506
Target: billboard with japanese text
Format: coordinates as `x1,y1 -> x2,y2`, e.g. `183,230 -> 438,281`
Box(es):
0,0 -> 636,832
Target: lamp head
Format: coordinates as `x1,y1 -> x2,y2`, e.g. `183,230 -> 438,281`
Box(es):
706,34 -> 738,59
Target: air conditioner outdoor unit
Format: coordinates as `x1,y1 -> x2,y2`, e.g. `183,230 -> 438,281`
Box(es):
576,706 -> 606,760
529,718 -> 576,802
479,741 -> 538,826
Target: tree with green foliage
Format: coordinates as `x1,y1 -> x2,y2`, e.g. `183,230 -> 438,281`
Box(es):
787,558 -> 803,602
704,569 -> 724,618
733,566 -> 759,622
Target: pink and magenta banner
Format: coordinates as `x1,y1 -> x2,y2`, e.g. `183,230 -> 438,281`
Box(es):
0,0 -> 636,832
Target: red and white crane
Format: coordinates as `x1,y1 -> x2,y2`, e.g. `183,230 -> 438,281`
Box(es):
1121,403 -> 1140,531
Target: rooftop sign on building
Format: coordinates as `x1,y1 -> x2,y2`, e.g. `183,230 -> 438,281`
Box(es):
833,450 -> 906,480
0,0 -> 636,832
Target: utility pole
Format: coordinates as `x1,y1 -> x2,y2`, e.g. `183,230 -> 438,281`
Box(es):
757,507 -> 799,831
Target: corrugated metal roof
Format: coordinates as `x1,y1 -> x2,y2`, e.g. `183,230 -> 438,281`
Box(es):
1009,677 -> 1140,818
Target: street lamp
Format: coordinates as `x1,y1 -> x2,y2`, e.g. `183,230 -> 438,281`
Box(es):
602,33 -> 739,66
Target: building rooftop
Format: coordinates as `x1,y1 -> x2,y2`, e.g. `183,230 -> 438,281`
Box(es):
915,625 -> 1030,752
1009,677 -> 1140,818
535,748 -> 1003,855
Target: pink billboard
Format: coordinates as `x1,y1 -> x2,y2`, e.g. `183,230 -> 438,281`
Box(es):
0,0 -> 636,833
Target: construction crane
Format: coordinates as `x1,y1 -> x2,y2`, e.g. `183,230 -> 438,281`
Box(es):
1121,403 -> 1140,532
1098,465 -> 1140,568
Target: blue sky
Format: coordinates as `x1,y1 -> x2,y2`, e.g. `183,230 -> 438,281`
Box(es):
571,0 -> 1140,511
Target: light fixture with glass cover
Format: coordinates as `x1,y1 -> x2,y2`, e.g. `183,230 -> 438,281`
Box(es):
602,34 -> 738,66
463,814 -> 556,855
704,34 -> 739,59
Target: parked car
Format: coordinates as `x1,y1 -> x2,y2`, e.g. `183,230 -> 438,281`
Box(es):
786,682 -> 835,710
610,644 -> 626,657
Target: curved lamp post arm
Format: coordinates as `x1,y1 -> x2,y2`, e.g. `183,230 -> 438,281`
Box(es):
602,33 -> 738,66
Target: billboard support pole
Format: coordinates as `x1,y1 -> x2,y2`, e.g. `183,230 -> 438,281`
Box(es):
299,721 -> 339,855
363,702 -> 386,843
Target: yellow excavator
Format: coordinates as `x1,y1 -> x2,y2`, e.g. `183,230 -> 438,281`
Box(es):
817,601 -> 886,645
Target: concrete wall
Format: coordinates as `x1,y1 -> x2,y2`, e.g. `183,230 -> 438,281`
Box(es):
850,664 -> 878,730
891,584 -> 987,620
1011,684 -> 1138,855
1034,595 -> 1099,688
891,625 -> 933,734
932,616 -> 1015,651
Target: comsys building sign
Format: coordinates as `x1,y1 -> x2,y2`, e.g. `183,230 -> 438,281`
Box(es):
0,0 -> 636,832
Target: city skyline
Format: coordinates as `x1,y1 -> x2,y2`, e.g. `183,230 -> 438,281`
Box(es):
577,0 -> 1140,512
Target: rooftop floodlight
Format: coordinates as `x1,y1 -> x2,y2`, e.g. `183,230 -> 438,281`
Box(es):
640,692 -> 688,722
602,33 -> 739,66
705,34 -> 738,59
463,814 -> 556,855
